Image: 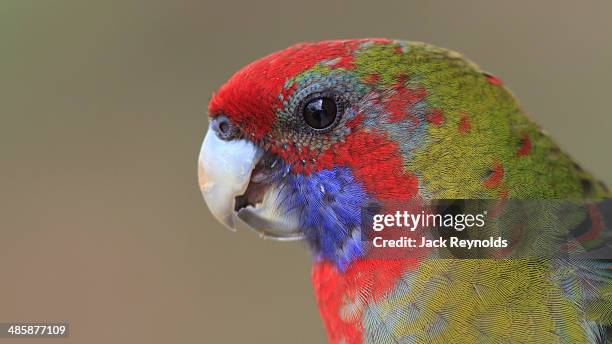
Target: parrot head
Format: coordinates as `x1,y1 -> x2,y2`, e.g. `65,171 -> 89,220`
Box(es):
198,39 -> 598,270
200,39 -> 421,267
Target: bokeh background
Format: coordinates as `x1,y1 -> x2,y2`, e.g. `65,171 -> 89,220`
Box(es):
1,1 -> 611,343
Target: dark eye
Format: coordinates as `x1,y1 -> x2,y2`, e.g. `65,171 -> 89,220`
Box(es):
303,97 -> 337,130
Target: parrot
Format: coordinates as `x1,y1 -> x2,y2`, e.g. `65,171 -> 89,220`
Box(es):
198,39 -> 612,343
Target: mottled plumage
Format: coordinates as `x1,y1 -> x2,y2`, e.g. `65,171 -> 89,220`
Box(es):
201,39 -> 611,343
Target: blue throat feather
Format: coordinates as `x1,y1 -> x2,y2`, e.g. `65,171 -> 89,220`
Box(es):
281,167 -> 370,271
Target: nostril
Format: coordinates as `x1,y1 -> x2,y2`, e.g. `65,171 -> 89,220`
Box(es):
219,121 -> 230,135
213,115 -> 240,140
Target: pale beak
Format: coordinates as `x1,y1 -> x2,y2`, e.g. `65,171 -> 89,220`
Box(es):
198,123 -> 304,240
198,123 -> 262,230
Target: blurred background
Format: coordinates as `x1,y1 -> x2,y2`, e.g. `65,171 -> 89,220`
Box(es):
1,1 -> 611,343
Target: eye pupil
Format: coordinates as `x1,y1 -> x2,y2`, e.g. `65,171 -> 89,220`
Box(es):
303,97 -> 337,129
